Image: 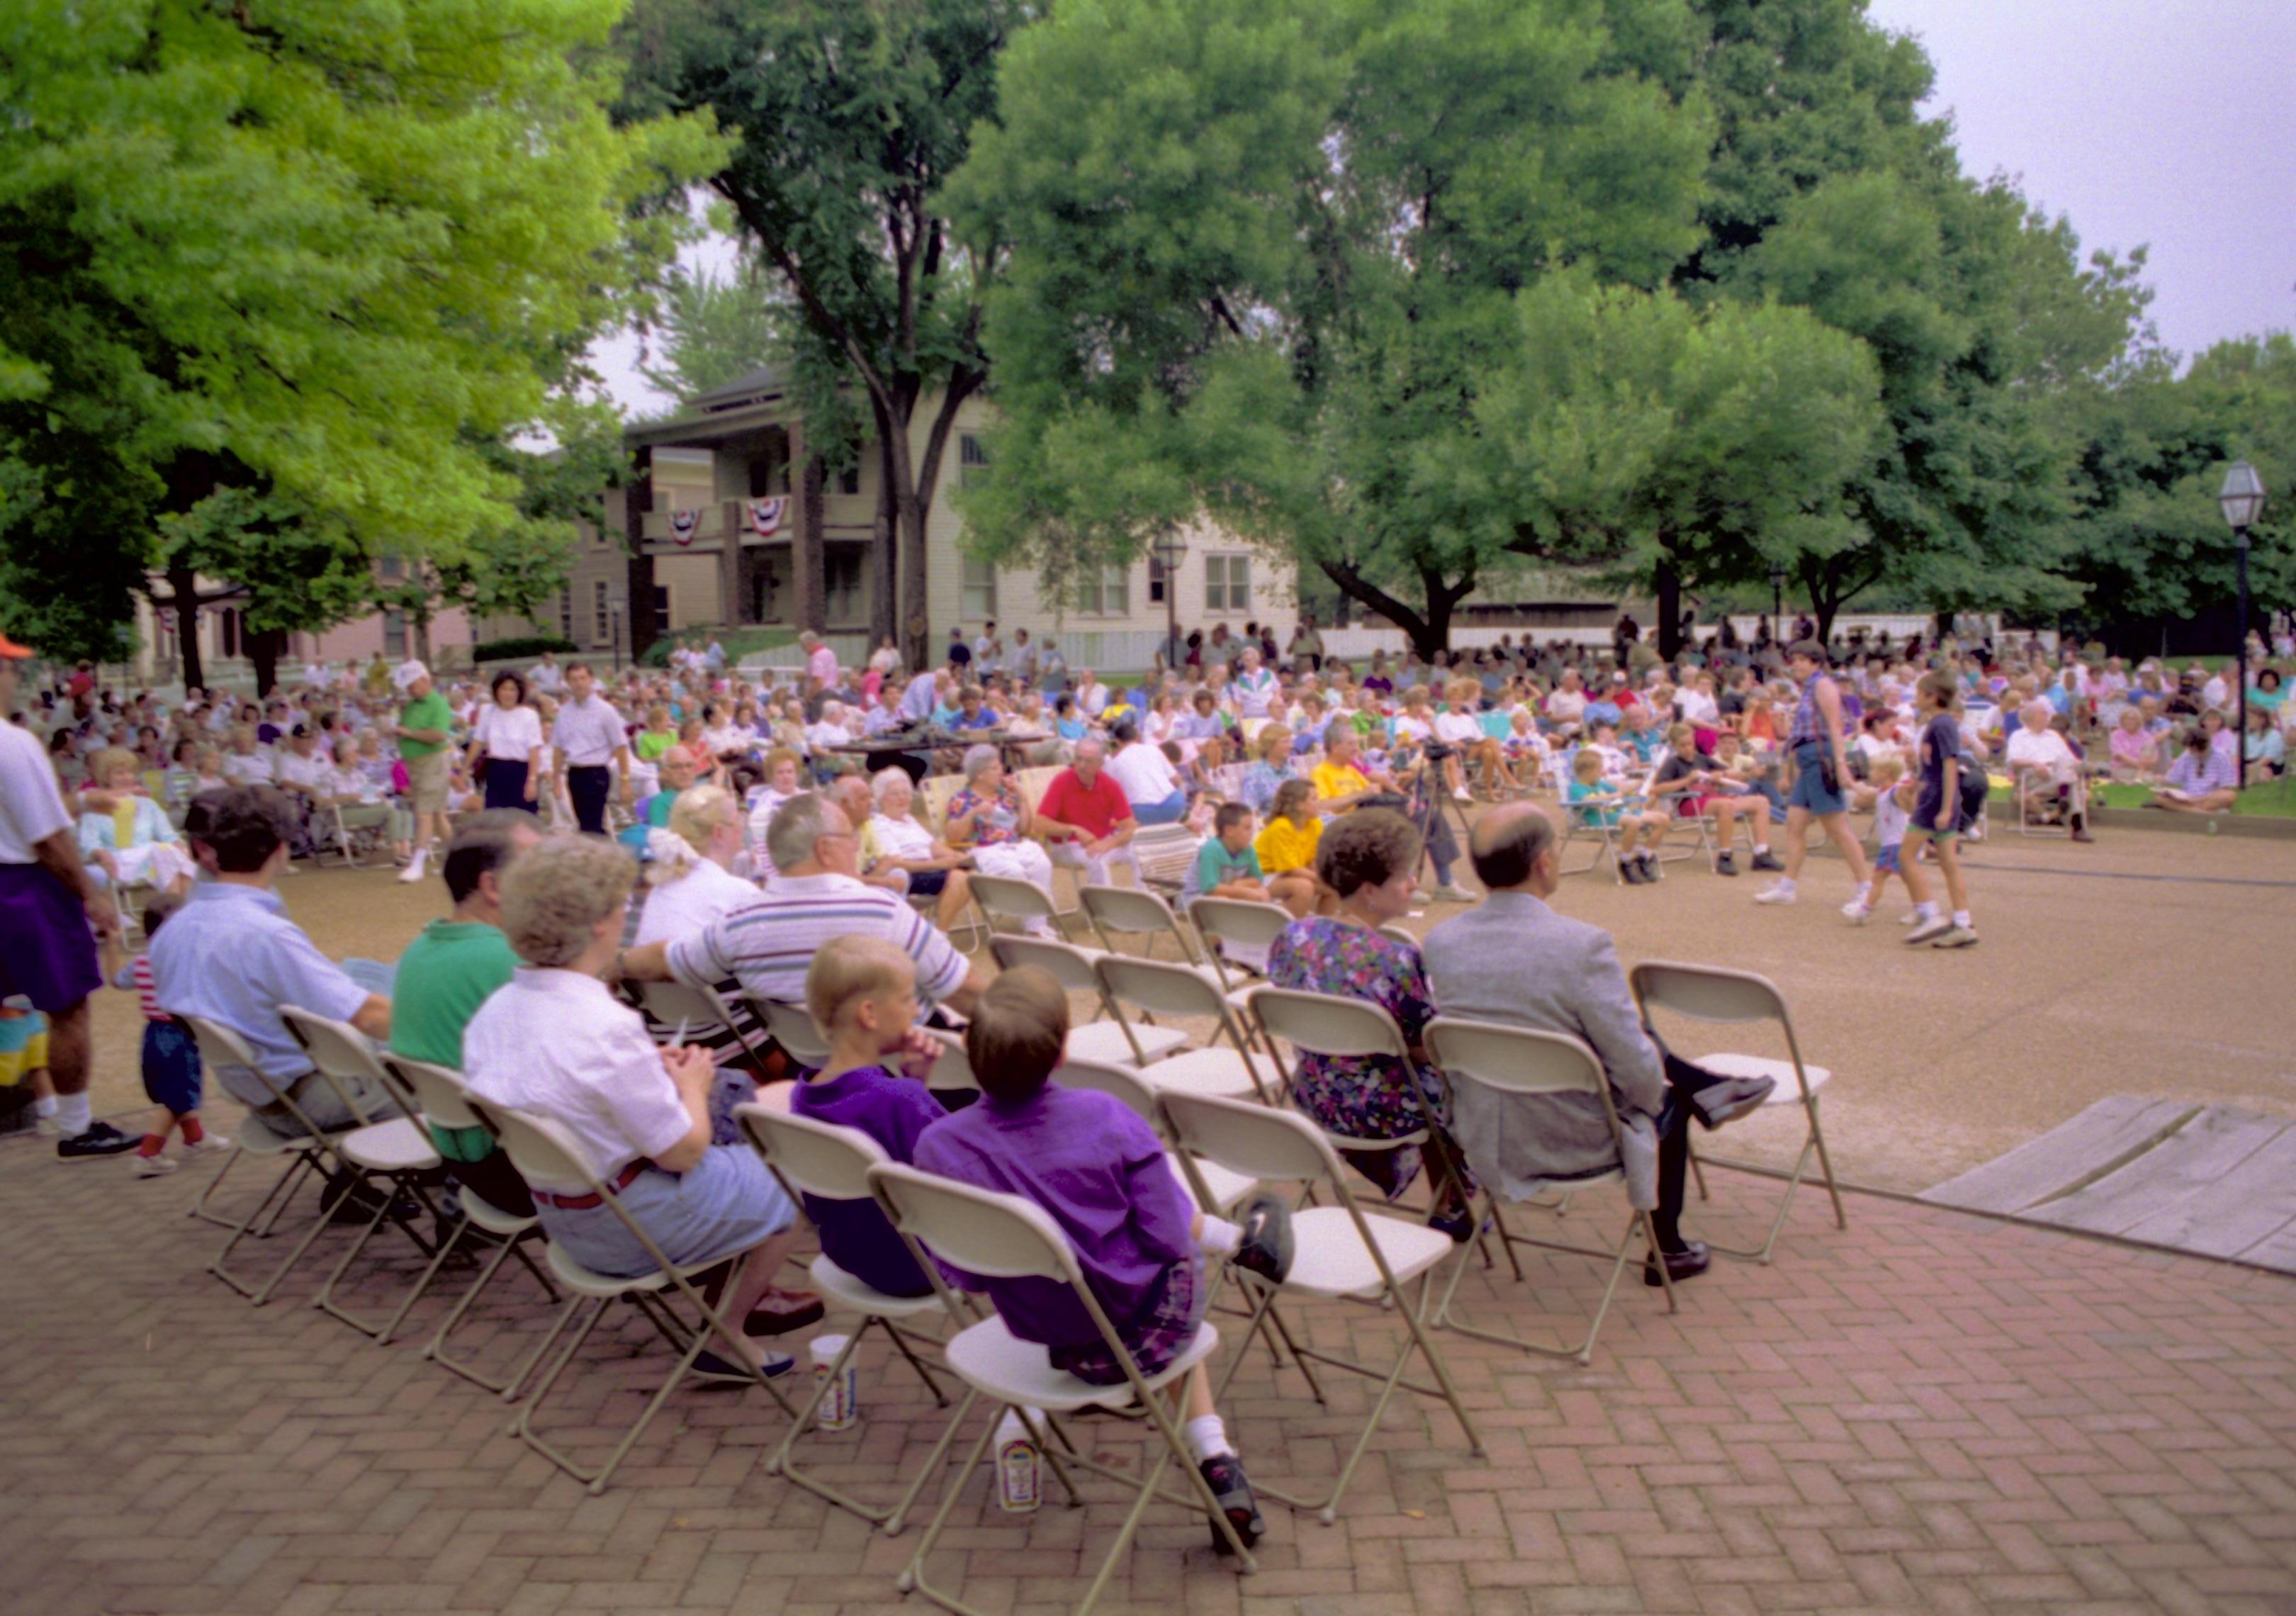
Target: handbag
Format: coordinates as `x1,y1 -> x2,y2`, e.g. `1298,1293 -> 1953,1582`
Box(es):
1816,748 -> 1840,798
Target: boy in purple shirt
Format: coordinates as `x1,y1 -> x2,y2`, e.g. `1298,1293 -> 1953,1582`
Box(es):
914,967 -> 1292,1552
788,938 -> 950,1297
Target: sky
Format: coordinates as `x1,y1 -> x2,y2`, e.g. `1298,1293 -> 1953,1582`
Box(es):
590,0 -> 2296,413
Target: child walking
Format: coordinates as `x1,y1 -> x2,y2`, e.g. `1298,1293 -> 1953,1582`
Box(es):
913,967 -> 1293,1552
1842,755 -> 1915,924
103,892 -> 231,1176
1901,671 -> 1979,948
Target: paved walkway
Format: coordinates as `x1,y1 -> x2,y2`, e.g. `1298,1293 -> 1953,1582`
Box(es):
7,1136 -> 2296,1616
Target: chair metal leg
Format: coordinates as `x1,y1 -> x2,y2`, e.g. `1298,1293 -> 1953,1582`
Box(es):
1434,1199 -> 1674,1366
312,1171 -> 446,1339
210,1150 -> 343,1304
427,1225 -> 559,1398
769,1315 -> 975,1536
188,1143 -> 249,1229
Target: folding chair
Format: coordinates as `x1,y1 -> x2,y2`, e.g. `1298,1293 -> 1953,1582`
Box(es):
967,870 -> 1091,946
1424,1019 -> 1676,1364
1054,1058 -> 1260,1214
747,994 -> 832,1069
464,1096 -> 797,1494
320,802 -> 392,868
1129,822 -> 1203,895
280,1006 -> 453,1337
183,1013 -> 376,1306
989,933 -> 1188,1068
1158,1092 -> 1483,1525
2015,771 -> 2072,838
1628,960 -> 1845,1262
1079,884 -> 1207,966
867,1162 -> 1257,1616
379,1055 -> 561,1397
736,1106 -> 968,1534
1093,954 -> 1277,1103
1186,895 -> 1288,1039
1555,799 -> 1631,881
641,977 -> 771,1067
1250,984 -> 1431,1129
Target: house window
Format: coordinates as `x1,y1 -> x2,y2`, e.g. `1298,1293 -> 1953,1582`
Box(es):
383,611 -> 407,660
960,433 -> 990,489
838,462 -> 861,495
1078,562 -> 1130,617
1147,556 -> 1167,605
557,587 -> 574,641
378,551 -> 405,582
961,555 -> 997,620
592,580 -> 612,643
1205,554 -> 1251,613
826,549 -> 864,622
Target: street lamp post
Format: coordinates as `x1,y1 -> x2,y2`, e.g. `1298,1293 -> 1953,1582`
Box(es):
2218,461 -> 2267,784
608,588 -> 628,675
1768,561 -> 1786,636
1151,528 -> 1190,674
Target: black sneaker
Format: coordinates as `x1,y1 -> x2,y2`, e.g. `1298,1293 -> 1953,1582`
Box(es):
1638,853 -> 1661,881
1199,1454 -> 1264,1554
1619,858 -> 1647,885
1749,850 -> 1785,872
1713,853 -> 1739,876
57,1121 -> 140,1160
1230,1194 -> 1293,1286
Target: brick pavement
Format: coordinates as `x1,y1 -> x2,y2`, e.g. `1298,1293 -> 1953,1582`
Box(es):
6,1136 -> 2296,1616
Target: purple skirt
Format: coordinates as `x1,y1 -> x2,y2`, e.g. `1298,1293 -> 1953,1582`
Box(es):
1049,1256 -> 1205,1386
0,865 -> 102,1014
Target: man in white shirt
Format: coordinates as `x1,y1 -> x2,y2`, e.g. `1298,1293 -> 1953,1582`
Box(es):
529,651 -> 567,695
2004,699 -> 2092,841
551,661 -> 633,836
1011,627 -> 1038,683
1075,668 -> 1110,719
1103,720 -> 1189,824
971,621 -> 1002,675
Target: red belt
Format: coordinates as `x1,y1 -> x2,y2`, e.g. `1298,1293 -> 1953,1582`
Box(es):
531,1159 -> 649,1210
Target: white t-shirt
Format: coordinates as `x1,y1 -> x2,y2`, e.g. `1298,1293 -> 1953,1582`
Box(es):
274,748 -> 331,792
1434,712 -> 1482,746
475,703 -> 545,763
0,718 -> 72,865
870,812 -> 937,863
222,751 -> 275,786
635,858 -> 758,950
1105,742 -> 1181,807
1678,688 -> 1720,726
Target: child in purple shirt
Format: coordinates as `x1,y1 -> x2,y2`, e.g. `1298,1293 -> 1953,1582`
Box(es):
789,938 -> 949,1298
914,967 -> 1293,1552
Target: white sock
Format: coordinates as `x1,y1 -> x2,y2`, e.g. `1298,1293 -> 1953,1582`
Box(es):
1914,902 -> 1940,921
1752,842 -> 1769,853
56,1093 -> 93,1137
32,1094 -> 57,1118
1773,877 -> 1796,893
1952,910 -> 1971,928
1183,1413 -> 1234,1463
1197,1216 -> 1242,1258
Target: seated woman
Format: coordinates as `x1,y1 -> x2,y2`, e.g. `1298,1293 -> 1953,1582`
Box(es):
2108,707 -> 2159,782
862,767 -> 974,933
77,748 -> 196,899
944,744 -> 1055,934
2147,725 -> 2239,814
1238,722 -> 1296,814
2244,705 -> 2286,782
1265,809 -> 1473,1236
463,835 -> 802,1380
1252,778 -> 1331,919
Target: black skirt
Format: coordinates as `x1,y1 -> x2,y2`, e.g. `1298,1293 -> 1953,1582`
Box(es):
483,758 -> 530,811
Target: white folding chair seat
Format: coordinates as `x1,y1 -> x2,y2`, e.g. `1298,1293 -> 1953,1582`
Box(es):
337,1116 -> 440,1175
1424,1019 -> 1679,1365
1157,1092 -> 1484,1526
466,1097 -> 796,1494
1125,1045 -> 1260,1099
1093,953 -> 1277,1104
867,1162 -> 1258,1615
736,1106 -> 968,1535
991,934 -> 1190,1066
1630,960 -> 1845,1264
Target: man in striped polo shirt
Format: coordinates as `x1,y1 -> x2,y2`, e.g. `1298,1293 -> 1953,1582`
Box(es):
617,791 -> 986,1022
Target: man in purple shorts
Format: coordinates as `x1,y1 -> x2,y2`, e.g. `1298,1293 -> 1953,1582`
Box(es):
0,632 -> 138,1156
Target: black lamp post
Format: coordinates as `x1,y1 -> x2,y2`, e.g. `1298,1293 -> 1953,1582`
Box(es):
2218,461 -> 2266,782
1768,561 -> 1786,634
1151,527 -> 1190,673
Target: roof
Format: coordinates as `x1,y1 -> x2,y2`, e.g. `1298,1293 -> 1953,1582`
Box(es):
685,364 -> 787,413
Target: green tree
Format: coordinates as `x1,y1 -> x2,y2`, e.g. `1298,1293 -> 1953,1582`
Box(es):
621,0 -> 1018,664
636,255 -> 787,404
0,0 -> 716,673
954,0 -> 1718,657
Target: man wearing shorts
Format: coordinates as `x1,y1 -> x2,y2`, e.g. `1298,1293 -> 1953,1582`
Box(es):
1755,639 -> 1871,913
1901,670 -> 1978,948
393,660 -> 454,884
0,632 -> 137,1156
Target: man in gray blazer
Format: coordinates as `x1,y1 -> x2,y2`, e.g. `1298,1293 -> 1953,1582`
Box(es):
1422,803 -> 1769,1285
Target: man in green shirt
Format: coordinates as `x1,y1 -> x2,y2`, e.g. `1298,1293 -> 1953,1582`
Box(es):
392,661 -> 456,885
390,809 -> 540,1214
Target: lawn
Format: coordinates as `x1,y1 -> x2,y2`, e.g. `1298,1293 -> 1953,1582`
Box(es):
1987,775 -> 2296,817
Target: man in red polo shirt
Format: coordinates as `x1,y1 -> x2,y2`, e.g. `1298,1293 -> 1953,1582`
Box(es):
1035,736 -> 1139,887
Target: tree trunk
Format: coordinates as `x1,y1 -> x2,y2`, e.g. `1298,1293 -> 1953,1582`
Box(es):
249,627 -> 281,697
1655,551 -> 1682,661
869,430 -> 899,655
167,563 -> 205,693
1318,559 -> 1472,663
623,450 -> 658,661
798,452 -> 828,633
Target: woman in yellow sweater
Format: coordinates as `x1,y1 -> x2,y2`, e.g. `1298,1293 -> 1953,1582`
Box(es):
1253,778 -> 1334,918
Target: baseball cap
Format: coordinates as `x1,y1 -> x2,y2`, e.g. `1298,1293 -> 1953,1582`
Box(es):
391,659 -> 430,691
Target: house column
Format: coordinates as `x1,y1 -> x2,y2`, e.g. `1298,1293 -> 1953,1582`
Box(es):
719,500 -> 744,629
624,446 -> 658,658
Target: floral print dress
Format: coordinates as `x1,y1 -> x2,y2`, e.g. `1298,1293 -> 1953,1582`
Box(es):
948,785 -> 1023,845
1266,915 -> 1451,1198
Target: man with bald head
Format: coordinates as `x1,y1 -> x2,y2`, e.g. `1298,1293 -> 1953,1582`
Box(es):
1421,804 -> 1772,1286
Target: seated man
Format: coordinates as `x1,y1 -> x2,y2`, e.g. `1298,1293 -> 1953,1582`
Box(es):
1421,804 -> 1772,1286
1034,737 -> 1139,887
2004,699 -> 2093,841
149,785 -> 395,1135
1104,720 -> 1190,826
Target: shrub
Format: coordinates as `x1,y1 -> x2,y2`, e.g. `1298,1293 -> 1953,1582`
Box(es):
473,634 -> 575,663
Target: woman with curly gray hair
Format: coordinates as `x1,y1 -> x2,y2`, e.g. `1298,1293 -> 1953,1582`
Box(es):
943,744 -> 1054,935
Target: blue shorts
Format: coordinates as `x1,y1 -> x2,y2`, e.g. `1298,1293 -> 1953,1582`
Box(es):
539,1145 -> 795,1279
1874,843 -> 1902,875
0,865 -> 102,1014
141,1019 -> 204,1115
1785,741 -> 1847,816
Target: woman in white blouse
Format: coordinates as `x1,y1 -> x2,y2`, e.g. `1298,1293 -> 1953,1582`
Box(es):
862,768 -> 974,931
468,673 -> 544,812
463,835 -> 800,1380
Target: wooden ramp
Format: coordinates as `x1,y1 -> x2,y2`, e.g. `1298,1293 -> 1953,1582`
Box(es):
1920,1096 -> 2296,1274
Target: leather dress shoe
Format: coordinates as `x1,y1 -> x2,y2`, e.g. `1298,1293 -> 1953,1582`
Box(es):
1690,1074 -> 1776,1130
1644,1241 -> 1711,1286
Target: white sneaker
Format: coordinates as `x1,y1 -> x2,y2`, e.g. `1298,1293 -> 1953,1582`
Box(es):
185,1132 -> 233,1155
398,848 -> 429,884
1896,910 -> 1920,926
33,1110 -> 61,1138
1904,915 -> 1953,946
1429,882 -> 1477,904
1841,900 -> 1872,924
1754,882 -> 1797,905
1452,787 -> 1473,802
133,1152 -> 179,1177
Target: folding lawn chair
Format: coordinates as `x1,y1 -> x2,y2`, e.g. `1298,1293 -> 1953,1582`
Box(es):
967,870 -> 1092,946
1424,1018 -> 1677,1364
1093,953 -> 1277,1103
1158,1092 -> 1484,1525
747,994 -> 832,1070
640,977 -> 772,1068
989,933 -> 1188,1068
464,1096 -> 797,1494
736,1106 -> 968,1534
867,1162 -> 1258,1616
1628,960 -> 1845,1263
1078,883 -> 1206,966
